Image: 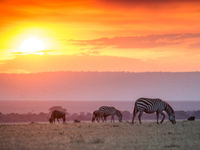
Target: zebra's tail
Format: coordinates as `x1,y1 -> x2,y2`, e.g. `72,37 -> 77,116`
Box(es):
132,102 -> 138,124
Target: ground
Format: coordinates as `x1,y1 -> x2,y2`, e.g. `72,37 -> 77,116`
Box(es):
0,121 -> 200,150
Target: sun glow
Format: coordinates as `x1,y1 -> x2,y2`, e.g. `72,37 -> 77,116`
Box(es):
19,37 -> 45,54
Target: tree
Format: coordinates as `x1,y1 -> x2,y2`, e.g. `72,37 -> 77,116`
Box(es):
122,111 -> 131,120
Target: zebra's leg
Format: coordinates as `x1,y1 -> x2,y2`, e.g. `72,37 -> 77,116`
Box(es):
97,117 -> 100,123
138,111 -> 143,124
100,116 -> 103,122
156,111 -> 159,124
111,115 -> 114,123
101,115 -> 105,122
160,112 -> 165,124
132,108 -> 138,124
104,116 -> 107,122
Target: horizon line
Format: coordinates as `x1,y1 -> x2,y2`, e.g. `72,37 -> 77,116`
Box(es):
0,71 -> 200,75
0,100 -> 200,102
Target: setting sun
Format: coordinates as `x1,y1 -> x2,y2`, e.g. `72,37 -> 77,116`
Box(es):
1,0 -> 200,73
19,37 -> 45,54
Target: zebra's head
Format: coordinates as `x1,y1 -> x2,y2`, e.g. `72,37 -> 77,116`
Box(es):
165,103 -> 176,124
169,114 -> 176,124
116,110 -> 122,122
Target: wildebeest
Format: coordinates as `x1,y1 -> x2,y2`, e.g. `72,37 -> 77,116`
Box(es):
49,110 -> 66,123
188,116 -> 195,121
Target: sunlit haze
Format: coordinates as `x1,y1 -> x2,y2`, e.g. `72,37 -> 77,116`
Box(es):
1,0 -> 200,73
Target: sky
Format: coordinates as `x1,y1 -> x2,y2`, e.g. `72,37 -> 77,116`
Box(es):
1,0 -> 200,73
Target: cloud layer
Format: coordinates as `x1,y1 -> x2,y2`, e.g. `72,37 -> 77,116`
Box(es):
0,54 -> 200,73
1,0 -> 200,72
70,33 -> 200,49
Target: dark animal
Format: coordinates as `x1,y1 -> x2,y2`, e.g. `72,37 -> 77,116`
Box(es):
92,110 -> 103,122
49,110 -> 66,123
74,119 -> 81,123
99,106 -> 122,122
132,98 -> 176,124
187,116 -> 195,121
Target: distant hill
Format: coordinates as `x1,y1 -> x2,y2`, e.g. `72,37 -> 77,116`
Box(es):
0,72 -> 200,101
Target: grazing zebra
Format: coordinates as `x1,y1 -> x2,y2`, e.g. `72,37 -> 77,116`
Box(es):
99,106 -> 122,122
92,110 -> 104,122
132,98 -> 176,124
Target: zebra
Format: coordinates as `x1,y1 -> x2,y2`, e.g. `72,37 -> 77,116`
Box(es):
132,98 -> 176,124
99,106 -> 122,122
92,110 -> 104,122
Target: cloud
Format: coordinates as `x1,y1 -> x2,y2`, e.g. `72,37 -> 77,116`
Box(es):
70,33 -> 200,49
11,50 -> 57,56
0,54 -> 145,73
100,0 -> 200,5
188,43 -> 200,49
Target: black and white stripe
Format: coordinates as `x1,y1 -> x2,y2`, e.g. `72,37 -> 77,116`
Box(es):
99,106 -> 122,122
132,98 -> 176,124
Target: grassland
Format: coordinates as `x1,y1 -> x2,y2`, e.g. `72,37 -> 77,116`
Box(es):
0,121 -> 200,150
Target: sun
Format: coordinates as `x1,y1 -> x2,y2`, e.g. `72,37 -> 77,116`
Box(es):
19,37 -> 45,54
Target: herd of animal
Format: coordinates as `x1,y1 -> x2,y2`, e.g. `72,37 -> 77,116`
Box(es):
49,97 -> 177,125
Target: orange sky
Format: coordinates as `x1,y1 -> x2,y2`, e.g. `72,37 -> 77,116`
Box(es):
1,0 -> 200,73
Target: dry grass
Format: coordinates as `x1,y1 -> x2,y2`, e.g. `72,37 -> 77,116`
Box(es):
0,121 -> 200,150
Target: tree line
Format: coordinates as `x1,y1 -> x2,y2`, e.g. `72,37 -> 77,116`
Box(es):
0,110 -> 199,123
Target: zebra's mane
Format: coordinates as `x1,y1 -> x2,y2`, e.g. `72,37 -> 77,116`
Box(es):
116,109 -> 122,117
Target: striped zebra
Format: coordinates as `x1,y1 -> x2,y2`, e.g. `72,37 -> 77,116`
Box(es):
132,98 -> 176,124
91,110 -> 104,122
99,106 -> 122,122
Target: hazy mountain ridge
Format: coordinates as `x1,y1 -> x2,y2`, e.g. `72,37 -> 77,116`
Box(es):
0,72 -> 200,101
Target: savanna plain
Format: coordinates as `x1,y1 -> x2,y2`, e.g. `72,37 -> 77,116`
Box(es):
0,121 -> 200,150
